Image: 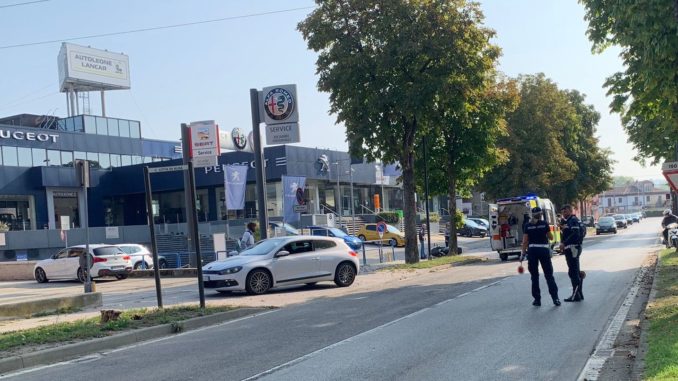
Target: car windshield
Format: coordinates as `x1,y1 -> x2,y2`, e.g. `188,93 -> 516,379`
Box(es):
387,225 -> 402,234
240,238 -> 285,256
599,217 -> 614,223
92,246 -> 124,256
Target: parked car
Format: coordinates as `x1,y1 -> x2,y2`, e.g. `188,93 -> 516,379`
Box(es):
115,244 -> 167,269
269,221 -> 300,236
467,217 -> 490,229
581,216 -> 596,227
306,226 -> 363,250
595,216 -> 617,235
612,214 -> 628,228
355,223 -> 406,247
631,213 -> 640,223
625,214 -> 634,225
457,220 -> 488,238
202,236 -> 359,295
33,244 -> 132,283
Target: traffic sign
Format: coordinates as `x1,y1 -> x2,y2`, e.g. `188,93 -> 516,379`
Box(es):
662,161 -> 678,171
147,165 -> 188,174
662,161 -> 678,192
377,221 -> 386,239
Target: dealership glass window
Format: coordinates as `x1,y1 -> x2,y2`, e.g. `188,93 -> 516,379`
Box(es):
86,152 -> 100,169
107,118 -> 119,137
61,151 -> 74,167
266,183 -> 282,217
84,116 -> 96,134
110,154 -> 121,168
73,116 -> 84,132
65,117 -> 74,132
143,156 -> 152,163
47,150 -> 61,166
2,146 -> 18,166
132,156 -> 142,165
31,148 -> 46,167
98,153 -> 110,169
95,117 -> 108,135
120,155 -> 131,167
53,193 -> 79,229
118,119 -> 130,138
129,121 -> 140,138
17,147 -> 32,167
57,119 -> 66,131
74,151 -> 86,161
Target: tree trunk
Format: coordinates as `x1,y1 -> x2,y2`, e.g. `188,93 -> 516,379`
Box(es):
447,149 -> 458,255
402,149 -> 418,264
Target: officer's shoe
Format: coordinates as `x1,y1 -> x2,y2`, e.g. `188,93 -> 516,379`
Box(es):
564,295 -> 582,302
553,298 -> 561,306
532,299 -> 541,306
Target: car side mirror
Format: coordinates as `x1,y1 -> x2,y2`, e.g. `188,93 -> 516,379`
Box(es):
275,250 -> 290,258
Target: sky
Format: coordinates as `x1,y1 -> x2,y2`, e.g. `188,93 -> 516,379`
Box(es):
0,0 -> 665,181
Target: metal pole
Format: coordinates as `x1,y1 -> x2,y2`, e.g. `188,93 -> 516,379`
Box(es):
335,162 -> 342,225
424,136 -> 432,260
350,167 -> 356,234
250,89 -> 268,239
69,90 -> 76,117
144,166 -> 163,308
181,124 -> 197,267
187,161 -> 206,308
66,92 -> 71,117
83,165 -> 92,293
100,90 -> 106,117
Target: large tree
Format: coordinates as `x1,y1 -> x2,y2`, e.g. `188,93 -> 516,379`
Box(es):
580,0 -> 678,164
299,0 -> 503,262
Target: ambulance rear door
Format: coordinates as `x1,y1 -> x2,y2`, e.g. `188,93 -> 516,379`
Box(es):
489,203 -> 503,251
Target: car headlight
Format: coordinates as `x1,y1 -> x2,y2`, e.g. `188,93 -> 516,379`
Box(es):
218,266 -> 242,275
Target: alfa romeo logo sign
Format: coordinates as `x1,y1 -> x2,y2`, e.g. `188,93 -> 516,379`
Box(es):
263,87 -> 295,121
231,128 -> 247,150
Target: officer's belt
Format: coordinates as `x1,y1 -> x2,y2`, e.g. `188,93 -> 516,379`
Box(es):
528,244 -> 550,248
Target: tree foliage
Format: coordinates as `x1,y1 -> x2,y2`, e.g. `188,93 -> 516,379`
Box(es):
481,74 -> 613,206
580,0 -> 678,164
299,0 -> 503,262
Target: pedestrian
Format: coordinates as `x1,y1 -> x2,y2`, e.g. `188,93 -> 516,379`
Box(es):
559,204 -> 584,302
419,225 -> 427,259
521,207 -> 560,307
240,222 -> 256,251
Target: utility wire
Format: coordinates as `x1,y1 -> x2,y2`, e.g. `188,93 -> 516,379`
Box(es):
0,6 -> 315,50
0,0 -> 48,9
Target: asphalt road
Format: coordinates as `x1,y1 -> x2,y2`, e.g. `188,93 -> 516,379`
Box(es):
1,218 -> 661,381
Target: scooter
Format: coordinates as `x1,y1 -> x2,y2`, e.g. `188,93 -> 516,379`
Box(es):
665,223 -> 678,250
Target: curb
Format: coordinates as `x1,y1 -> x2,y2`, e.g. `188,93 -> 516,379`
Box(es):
0,307 -> 269,376
0,292 -> 103,319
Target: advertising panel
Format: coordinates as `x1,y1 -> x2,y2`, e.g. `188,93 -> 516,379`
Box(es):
58,43 -> 131,92
189,121 -> 220,168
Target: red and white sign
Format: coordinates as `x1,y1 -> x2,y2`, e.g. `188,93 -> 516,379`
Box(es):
189,121 -> 220,168
662,161 -> 678,192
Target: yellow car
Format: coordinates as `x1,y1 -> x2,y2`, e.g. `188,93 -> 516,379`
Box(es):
356,223 -> 406,247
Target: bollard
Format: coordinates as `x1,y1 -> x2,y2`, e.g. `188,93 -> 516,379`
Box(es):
391,245 -> 396,261
362,243 -> 367,266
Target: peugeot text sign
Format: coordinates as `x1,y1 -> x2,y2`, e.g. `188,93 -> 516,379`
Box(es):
260,84 -> 300,145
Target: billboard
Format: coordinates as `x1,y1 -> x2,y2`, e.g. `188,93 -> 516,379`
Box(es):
58,43 -> 131,92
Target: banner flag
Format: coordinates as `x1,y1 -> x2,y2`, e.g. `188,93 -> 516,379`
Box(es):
282,175 -> 306,223
224,165 -> 249,210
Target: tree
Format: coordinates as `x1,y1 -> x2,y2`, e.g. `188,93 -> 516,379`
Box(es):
580,0 -> 678,164
299,0 -> 503,262
612,176 -> 634,187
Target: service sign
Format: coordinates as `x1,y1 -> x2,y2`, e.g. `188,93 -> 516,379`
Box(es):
261,84 -> 299,125
189,121 -> 220,168
265,123 -> 301,145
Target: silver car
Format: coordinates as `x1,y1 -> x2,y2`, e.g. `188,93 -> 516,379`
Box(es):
202,236 -> 360,295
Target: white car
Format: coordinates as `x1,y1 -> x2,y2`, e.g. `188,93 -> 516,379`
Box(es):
115,244 -> 167,270
202,236 -> 360,295
34,244 -> 133,283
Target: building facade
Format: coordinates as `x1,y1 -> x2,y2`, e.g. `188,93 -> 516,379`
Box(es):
597,180 -> 671,215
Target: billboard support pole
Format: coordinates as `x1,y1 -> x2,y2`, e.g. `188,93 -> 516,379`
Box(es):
143,166 -> 163,308
187,160 -> 206,309
181,124 -> 198,267
69,90 -> 76,117
250,89 -> 268,239
100,90 -> 106,117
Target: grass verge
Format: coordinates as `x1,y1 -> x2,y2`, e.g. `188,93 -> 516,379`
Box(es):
644,248 -> 678,380
381,255 -> 485,271
0,305 -> 236,356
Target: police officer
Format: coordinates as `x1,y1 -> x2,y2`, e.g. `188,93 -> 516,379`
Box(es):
661,209 -> 678,247
559,204 -> 583,302
521,207 -> 560,307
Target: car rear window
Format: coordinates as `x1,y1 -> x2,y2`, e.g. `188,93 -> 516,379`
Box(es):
93,246 -> 123,256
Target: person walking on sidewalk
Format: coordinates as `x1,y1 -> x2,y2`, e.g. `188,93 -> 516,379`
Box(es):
521,207 -> 560,307
559,205 -> 583,302
419,225 -> 427,260
240,222 -> 256,251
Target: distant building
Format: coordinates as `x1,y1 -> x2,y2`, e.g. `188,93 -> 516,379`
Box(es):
597,180 -> 670,215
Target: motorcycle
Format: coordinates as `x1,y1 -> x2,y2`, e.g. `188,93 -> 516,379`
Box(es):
664,223 -> 678,250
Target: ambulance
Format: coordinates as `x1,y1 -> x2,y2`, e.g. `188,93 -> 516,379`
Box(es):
488,194 -> 561,261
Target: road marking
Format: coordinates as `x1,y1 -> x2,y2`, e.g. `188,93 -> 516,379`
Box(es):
242,279 -> 506,381
577,261 -> 652,381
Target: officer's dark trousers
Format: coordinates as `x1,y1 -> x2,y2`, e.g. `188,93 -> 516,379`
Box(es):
527,248 -> 558,301
564,246 -> 583,297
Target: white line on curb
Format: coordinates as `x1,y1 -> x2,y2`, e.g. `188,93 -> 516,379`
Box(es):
577,263 -> 651,381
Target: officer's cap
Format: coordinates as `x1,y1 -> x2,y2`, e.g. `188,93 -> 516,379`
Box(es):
531,207 -> 543,214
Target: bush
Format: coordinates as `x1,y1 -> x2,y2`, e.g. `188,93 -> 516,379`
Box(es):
377,212 -> 400,224
429,212 -> 441,223
0,221 -> 8,232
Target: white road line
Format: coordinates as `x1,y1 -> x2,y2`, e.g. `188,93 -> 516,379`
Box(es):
242,279 -> 505,381
577,262 -> 651,381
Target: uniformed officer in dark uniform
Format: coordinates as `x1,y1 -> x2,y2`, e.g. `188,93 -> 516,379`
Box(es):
521,207 -> 560,307
559,204 -> 583,302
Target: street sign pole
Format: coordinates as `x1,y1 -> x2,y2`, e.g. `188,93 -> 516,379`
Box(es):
250,89 -> 268,239
187,160 -> 206,309
143,166 -> 163,308
181,123 -> 198,267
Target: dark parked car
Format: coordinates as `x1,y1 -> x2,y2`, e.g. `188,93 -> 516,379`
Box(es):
625,214 -> 634,225
631,213 -> 640,223
581,216 -> 595,227
612,214 -> 628,229
595,216 -> 617,235
458,220 -> 488,238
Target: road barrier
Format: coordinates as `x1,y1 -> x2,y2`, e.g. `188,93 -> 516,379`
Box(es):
360,239 -> 397,266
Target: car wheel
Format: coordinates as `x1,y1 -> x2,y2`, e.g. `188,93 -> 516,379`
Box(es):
479,232 -> 487,238
133,262 -> 144,270
76,267 -> 87,283
613,230 -> 617,234
499,253 -> 508,261
358,235 -> 366,242
35,267 -> 48,283
389,238 -> 397,247
115,274 -> 128,280
334,262 -> 356,287
245,269 -> 272,295
158,259 -> 168,269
